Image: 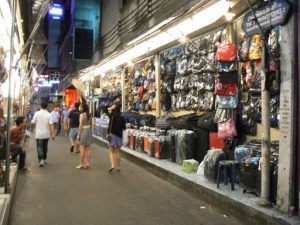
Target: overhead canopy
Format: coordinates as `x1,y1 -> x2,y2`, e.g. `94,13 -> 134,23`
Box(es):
71,78 -> 85,96
29,44 -> 47,64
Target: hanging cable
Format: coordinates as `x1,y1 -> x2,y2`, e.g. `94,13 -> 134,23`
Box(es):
15,0 -> 50,67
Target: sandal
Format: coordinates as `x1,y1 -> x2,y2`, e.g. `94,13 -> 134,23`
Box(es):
108,167 -> 114,172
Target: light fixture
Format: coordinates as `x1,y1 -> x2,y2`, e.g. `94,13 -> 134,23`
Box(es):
179,36 -> 188,44
81,0 -> 230,77
224,0 -> 235,21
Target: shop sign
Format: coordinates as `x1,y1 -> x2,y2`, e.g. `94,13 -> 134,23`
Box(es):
242,0 -> 290,35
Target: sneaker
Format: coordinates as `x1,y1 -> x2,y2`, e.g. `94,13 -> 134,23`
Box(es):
70,146 -> 74,153
20,167 -> 31,173
39,160 -> 45,167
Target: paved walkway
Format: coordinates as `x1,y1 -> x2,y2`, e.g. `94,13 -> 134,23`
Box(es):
8,135 -> 242,225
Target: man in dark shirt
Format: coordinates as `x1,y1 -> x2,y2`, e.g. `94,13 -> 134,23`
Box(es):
10,116 -> 30,172
68,103 -> 80,153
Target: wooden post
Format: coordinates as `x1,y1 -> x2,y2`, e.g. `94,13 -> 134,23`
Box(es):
121,67 -> 126,112
154,53 -> 161,117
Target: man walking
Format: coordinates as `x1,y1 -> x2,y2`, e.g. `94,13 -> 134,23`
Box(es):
51,106 -> 60,136
31,102 -> 55,167
68,103 -> 80,153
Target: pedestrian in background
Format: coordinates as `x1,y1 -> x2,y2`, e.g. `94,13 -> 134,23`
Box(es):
68,103 -> 80,153
51,106 -> 60,136
62,107 -> 69,136
76,103 -> 94,169
31,102 -> 55,167
107,104 -> 125,172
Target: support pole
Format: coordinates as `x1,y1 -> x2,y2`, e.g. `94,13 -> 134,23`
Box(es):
260,44 -> 271,207
5,0 -> 17,193
154,53 -> 161,117
121,68 -> 126,112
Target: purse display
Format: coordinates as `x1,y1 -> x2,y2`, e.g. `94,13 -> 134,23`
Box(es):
215,42 -> 237,62
216,93 -> 238,109
215,80 -> 237,96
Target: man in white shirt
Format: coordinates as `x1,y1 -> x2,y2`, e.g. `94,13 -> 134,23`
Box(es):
31,102 -> 55,167
51,106 -> 60,136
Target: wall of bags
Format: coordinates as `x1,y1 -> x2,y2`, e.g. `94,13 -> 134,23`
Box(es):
93,18 -> 281,142
235,17 -> 280,141
124,57 -> 157,114
160,29 -> 223,113
94,70 -> 122,111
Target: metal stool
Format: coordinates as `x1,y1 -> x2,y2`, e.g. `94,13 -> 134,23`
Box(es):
217,160 -> 239,191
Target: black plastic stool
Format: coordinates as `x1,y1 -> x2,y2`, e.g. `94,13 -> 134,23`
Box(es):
217,160 -> 239,191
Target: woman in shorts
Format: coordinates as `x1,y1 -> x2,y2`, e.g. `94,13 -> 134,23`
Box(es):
107,105 -> 125,172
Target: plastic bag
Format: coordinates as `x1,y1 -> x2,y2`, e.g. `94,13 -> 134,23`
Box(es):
122,130 -> 129,146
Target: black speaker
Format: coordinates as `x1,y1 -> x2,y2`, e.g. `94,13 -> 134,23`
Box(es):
73,27 -> 94,60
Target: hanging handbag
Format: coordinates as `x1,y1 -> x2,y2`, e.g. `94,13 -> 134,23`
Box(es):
217,71 -> 238,83
214,108 -> 236,123
215,80 -> 237,96
249,35 -> 263,61
217,62 -> 238,73
216,93 -> 238,109
218,119 -> 237,139
215,42 -> 237,62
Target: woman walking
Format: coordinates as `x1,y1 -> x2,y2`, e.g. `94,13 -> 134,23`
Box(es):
108,106 -> 126,172
76,103 -> 94,169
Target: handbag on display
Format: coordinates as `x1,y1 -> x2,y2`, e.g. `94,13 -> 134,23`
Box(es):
202,92 -> 215,112
217,62 -> 238,73
249,35 -> 263,61
216,94 -> 238,109
214,108 -> 236,123
165,61 -> 176,79
218,119 -> 237,139
217,71 -> 239,83
238,33 -> 250,62
176,57 -> 188,76
268,27 -> 280,58
215,80 -> 237,96
215,42 -> 237,62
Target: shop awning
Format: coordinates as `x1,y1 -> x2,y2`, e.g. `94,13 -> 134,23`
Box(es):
71,78 -> 85,96
29,44 -> 47,64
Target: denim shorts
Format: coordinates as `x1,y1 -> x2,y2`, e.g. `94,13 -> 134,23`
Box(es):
69,128 -> 78,140
109,134 -> 122,147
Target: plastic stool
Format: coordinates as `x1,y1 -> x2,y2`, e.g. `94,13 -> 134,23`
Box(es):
217,160 -> 239,191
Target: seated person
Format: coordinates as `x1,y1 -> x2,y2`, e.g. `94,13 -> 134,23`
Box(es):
10,116 -> 30,172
